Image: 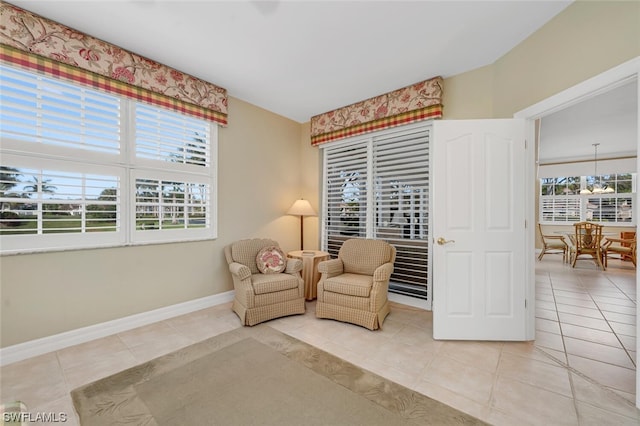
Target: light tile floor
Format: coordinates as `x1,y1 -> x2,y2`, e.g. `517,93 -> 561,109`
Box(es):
1,258 -> 639,425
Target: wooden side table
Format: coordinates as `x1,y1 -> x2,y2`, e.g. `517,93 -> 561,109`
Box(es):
287,250 -> 330,300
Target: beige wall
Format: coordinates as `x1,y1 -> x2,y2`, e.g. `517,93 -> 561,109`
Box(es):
2,0 -> 639,349
443,1 -> 640,119
440,0 -> 640,249
492,0 -> 640,119
0,97 -> 303,347
441,64 -> 494,119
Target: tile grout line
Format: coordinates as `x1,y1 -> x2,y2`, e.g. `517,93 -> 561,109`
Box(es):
575,271 -> 637,369
546,268 -> 582,423
534,344 -> 638,412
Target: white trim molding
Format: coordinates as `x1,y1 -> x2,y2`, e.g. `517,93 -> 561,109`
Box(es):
389,292 -> 430,310
515,56 -> 640,120
0,291 -> 234,366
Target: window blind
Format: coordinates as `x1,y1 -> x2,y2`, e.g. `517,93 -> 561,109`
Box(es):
322,123 -> 431,300
0,64 -> 217,253
0,65 -> 121,155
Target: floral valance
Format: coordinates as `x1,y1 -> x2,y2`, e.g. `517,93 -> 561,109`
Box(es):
310,76 -> 443,146
0,2 -> 228,125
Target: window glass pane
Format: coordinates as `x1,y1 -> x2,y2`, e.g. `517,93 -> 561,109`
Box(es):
135,178 -> 209,231
602,173 -> 633,193
540,173 -> 635,224
539,176 -> 580,195
0,166 -> 119,235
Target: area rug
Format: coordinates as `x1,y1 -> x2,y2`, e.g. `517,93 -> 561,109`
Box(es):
71,325 -> 487,425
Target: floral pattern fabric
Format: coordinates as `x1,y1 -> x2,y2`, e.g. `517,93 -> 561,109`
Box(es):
310,76 -> 443,145
256,246 -> 287,274
0,2 -> 228,125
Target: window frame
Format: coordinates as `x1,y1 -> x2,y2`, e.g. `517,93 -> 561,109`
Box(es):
0,64 -> 218,254
539,174 -> 636,225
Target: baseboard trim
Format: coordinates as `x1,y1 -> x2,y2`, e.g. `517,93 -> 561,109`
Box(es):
389,293 -> 430,310
0,291 -> 235,367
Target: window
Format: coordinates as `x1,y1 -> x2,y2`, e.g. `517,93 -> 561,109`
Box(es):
322,123 -> 430,299
0,64 -> 217,253
539,174 -> 635,224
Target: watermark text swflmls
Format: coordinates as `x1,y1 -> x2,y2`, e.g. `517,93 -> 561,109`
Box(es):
3,411 -> 68,423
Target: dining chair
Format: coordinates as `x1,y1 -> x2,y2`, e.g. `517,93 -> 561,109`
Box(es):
620,231 -> 637,263
572,221 -> 605,270
537,223 -> 568,262
603,232 -> 636,268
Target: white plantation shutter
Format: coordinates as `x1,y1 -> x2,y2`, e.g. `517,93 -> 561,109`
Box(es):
133,103 -> 215,243
0,64 -> 217,253
0,154 -> 124,252
540,196 -> 581,222
539,173 -> 635,224
132,174 -> 212,243
373,128 -> 429,299
0,65 -> 121,155
323,141 -> 369,254
136,104 -> 209,167
322,122 -> 431,300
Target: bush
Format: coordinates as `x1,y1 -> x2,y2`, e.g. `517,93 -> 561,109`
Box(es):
0,211 -> 24,227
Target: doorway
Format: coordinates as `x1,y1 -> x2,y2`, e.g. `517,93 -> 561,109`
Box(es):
516,56 -> 640,407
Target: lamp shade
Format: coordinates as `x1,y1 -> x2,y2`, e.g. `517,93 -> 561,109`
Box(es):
287,199 -> 316,217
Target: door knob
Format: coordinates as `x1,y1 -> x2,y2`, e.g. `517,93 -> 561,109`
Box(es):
436,237 -> 455,245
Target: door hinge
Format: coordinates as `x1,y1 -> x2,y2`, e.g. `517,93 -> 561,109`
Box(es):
525,220 -> 528,228
525,139 -> 528,149
525,299 -> 528,309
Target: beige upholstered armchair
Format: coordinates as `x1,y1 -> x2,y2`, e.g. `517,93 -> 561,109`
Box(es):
316,238 -> 396,330
225,238 -> 305,326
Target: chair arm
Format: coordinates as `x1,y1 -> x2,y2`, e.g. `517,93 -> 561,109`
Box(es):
373,262 -> 394,282
228,262 -> 252,281
318,258 -> 344,278
605,237 -> 635,244
603,237 -> 636,249
285,258 -> 303,274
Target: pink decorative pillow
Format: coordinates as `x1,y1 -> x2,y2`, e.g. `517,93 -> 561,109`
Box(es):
256,246 -> 287,274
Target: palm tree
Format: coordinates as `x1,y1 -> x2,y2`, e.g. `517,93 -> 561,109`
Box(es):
23,176 -> 57,196
0,166 -> 22,211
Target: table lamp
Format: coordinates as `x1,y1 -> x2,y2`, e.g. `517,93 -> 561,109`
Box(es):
287,199 -> 316,250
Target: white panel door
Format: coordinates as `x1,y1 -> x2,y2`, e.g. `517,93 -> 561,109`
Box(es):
432,119 -> 527,340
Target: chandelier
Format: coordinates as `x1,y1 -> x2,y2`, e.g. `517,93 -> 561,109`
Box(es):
580,143 -> 614,195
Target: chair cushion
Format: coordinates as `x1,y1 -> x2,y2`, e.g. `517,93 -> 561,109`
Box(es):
340,239 -> 392,275
256,246 -> 287,274
546,242 -> 566,249
251,273 -> 299,295
608,246 -> 632,254
231,239 -> 278,275
324,273 -> 373,297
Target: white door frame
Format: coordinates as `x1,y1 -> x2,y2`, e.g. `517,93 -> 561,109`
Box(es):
514,56 -> 640,407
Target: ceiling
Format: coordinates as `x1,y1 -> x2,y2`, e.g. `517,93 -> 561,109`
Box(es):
9,0 -> 573,123
540,79 -> 638,163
